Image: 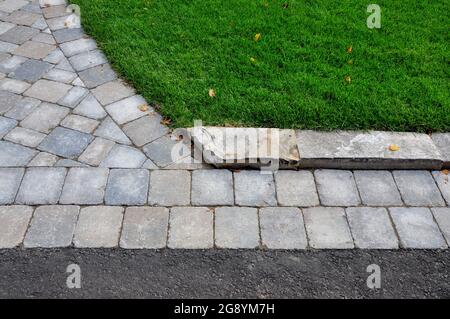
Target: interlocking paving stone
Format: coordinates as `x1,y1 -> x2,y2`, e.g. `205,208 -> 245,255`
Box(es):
105,95 -> 149,125
390,207 -> 447,249
43,47 -> 64,64
0,206 -> 33,248
432,133 -> 450,166
94,116 -> 131,145
68,50 -> 107,72
53,28 -> 84,44
42,4 -> 67,19
55,56 -> 73,71
234,171 -> 277,206
0,168 -> 24,204
168,207 -> 214,249
73,94 -> 107,120
0,26 -> 39,45
0,115 -> 17,138
27,152 -> 59,167
60,114 -> 99,133
191,170 -> 234,206
20,102 -> 69,133
59,167 -> 109,204
5,10 -> 40,27
9,59 -> 52,83
346,207 -> 398,249
314,170 -> 360,206
100,144 -> 146,168
4,126 -> 46,147
31,16 -> 47,31
24,79 -> 72,103
0,90 -> 21,115
32,32 -> 56,45
55,159 -> 89,167
22,2 -> 42,14
148,170 -> 191,206
0,55 -> 27,73
215,207 -> 260,249
91,80 -> 134,105
16,167 -> 66,205
432,171 -> 450,205
78,137 -> 115,166
38,126 -> 93,158
143,135 -> 190,168
46,16 -> 69,31
60,38 -> 97,57
393,170 -> 445,207
0,40 -> 18,53
0,140 -> 37,166
77,63 -> 116,89
73,206 -> 124,248
431,208 -> 450,245
122,115 -> 169,147
0,0 -> 29,13
0,21 -> 15,35
303,207 -> 354,249
120,207 -> 169,249
353,170 -> 403,206
274,170 -> 319,207
0,77 -> 30,93
58,85 -> 88,108
259,207 -> 307,249
105,169 -> 149,205
23,205 -> 79,248
44,68 -> 76,83
13,40 -> 55,59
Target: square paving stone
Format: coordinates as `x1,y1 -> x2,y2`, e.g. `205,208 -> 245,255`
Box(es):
60,114 -> 99,133
23,205 -> 79,248
123,115 -> 169,147
4,126 -> 46,147
120,207 -> 169,249
0,0 -> 29,13
148,170 -> 191,206
60,38 -> 97,57
0,168 -> 25,204
38,126 -> 94,159
94,116 -> 131,145
69,50 -> 107,72
0,90 -> 22,115
58,86 -> 88,108
393,171 -> 445,207
92,80 -> 134,105
105,95 -> 149,125
303,207 -> 354,249
346,207 -> 398,249
78,137 -> 114,166
0,78 -> 30,93
0,55 -> 27,73
0,141 -> 37,166
274,170 -> 319,207
16,167 -> 67,205
105,169 -> 149,205
168,207 -> 213,249
234,171 -> 277,206
73,94 -> 107,120
5,10 -> 40,27
60,168 -> 109,205
143,135 -> 190,168
353,170 -> 403,206
432,133 -> 450,166
0,115 -> 17,138
44,68 -> 76,83
77,63 -> 117,88
215,207 -> 260,249
390,207 -> 447,249
431,208 -> 450,246
24,79 -> 72,103
20,102 -> 70,133
100,144 -> 147,168
53,28 -> 84,44
259,207 -> 307,249
73,206 -> 124,248
13,40 -> 55,59
0,26 -> 39,45
191,169 -> 234,206
432,171 -> 450,205
9,59 -> 52,83
314,170 -> 361,206
0,206 -> 33,248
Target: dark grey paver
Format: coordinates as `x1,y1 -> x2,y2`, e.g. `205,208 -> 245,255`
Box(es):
38,126 -> 94,159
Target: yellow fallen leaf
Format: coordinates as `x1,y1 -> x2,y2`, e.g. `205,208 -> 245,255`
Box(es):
388,144 -> 400,151
250,57 -> 256,63
348,59 -> 353,65
347,45 -> 353,53
208,89 -> 216,97
254,33 -> 261,42
138,104 -> 149,112
442,169 -> 449,175
344,75 -> 352,83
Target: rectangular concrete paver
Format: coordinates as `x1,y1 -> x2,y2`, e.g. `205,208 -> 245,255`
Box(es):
390,207 -> 447,249
68,50 -> 107,72
59,168 -> 109,205
234,171 -> 277,206
120,207 -> 169,249
24,79 -> 72,103
122,115 -> 168,147
148,170 -> 191,206
0,141 -> 37,166
432,133 -> 450,167
105,95 -> 149,125
13,40 -> 55,59
0,115 -> 17,138
274,170 -> 319,207
78,137 -> 115,166
78,63 -> 116,88
432,171 -> 450,205
168,207 -> 214,249
105,169 -> 149,205
259,207 -> 307,249
73,206 -> 124,248
431,208 -> 450,246
191,170 -> 234,206
38,126 -> 94,159
100,144 -> 146,168
4,126 -> 46,148
60,114 -> 99,133
23,205 -> 79,248
346,207 -> 399,249
0,168 -> 24,204
314,170 -> 360,206
215,207 -> 259,249
303,207 -> 354,249
0,206 -> 33,248
91,80 -> 134,105
354,170 -> 403,206
20,102 -> 70,133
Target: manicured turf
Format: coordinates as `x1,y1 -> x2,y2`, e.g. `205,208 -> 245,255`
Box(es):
70,0 -> 449,131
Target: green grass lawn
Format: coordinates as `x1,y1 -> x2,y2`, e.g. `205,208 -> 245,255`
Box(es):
70,0 -> 449,132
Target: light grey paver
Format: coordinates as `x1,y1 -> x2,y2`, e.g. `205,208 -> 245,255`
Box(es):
0,90 -> 22,115
234,171 -> 277,206
77,63 -> 116,88
72,94 -> 107,120
0,22 -> 15,35
432,171 -> 450,205
38,126 -> 94,159
27,152 -> 59,167
346,207 -> 399,249
3,96 -> 40,120
32,32 -> 56,45
0,168 -> 24,204
105,95 -> 149,125
53,28 -> 84,44
314,170 -> 360,206
303,207 -> 354,249
0,40 -> 18,53
143,135 -> 190,168
58,86 -> 88,108
0,26 -> 39,45
42,4 -> 68,19
432,133 -> 450,166
0,140 -> 37,166
0,77 -> 30,93
0,55 -> 27,74
191,169 -> 234,206
60,38 -> 97,57
44,47 -> 64,64
123,115 -> 169,147
0,0 -> 29,13
0,206 -> 33,248
390,207 -> 447,249
60,114 -> 99,133
44,68 -> 76,83
5,10 -> 40,27
354,170 -> 403,206
20,102 -> 70,133
9,59 -> 52,83
23,205 -> 79,248
24,79 -> 72,103
215,207 -> 260,249
393,170 -> 445,207
431,208 -> 450,245
78,137 -> 115,166
4,126 -> 46,147
68,50 -> 107,72
105,169 -> 149,205
100,144 -> 147,168
274,170 -> 319,207
73,206 -> 124,248
120,207 -> 169,249
13,40 -> 55,59
16,167 -> 66,205
46,16 -> 70,31
259,207 -> 307,249
148,170 -> 191,206
94,116 -> 131,145
59,168 -> 109,204
0,115 -> 17,138
92,80 -> 134,105
168,207 -> 214,249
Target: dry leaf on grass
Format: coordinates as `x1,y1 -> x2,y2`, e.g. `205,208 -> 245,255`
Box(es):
160,118 -> 172,125
344,75 -> 352,83
254,33 -> 261,42
208,89 -> 216,97
347,46 -> 353,53
138,104 -> 149,112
